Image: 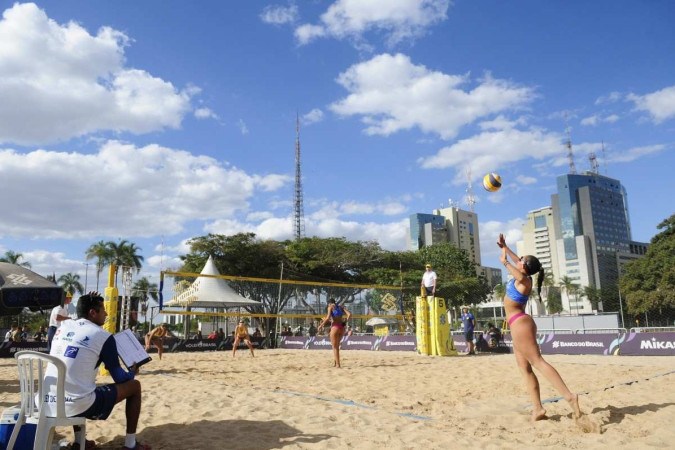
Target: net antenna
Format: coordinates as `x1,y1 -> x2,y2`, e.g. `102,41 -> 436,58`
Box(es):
565,113 -> 577,174
465,167 -> 476,212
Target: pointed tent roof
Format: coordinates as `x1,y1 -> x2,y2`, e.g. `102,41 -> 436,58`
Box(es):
0,262 -> 63,315
166,256 -> 261,308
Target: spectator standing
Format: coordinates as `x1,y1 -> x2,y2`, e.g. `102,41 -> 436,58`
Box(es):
421,264 -> 437,296
461,307 -> 476,355
47,295 -> 72,351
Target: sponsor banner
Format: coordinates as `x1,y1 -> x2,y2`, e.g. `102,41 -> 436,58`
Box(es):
0,341 -> 48,358
279,336 -> 310,349
619,332 -> 675,356
342,335 -> 377,350
537,333 -> 615,355
378,335 -> 416,351
453,335 -> 468,352
174,339 -> 220,352
307,336 -> 334,350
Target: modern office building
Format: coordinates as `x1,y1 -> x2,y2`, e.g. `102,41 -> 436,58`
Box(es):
409,206 -> 501,287
408,213 -> 447,250
548,171 -> 647,313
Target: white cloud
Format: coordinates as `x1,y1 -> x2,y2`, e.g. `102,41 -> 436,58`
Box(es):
580,115 -> 599,126
0,3 -> 194,145
237,119 -> 249,135
302,108 -> 324,125
607,144 -> 666,163
330,54 -> 535,139
254,174 -> 293,192
294,23 -> 326,45
246,211 -> 275,222
628,85 -> 675,123
294,0 -> 450,47
479,218 -> 525,262
194,107 -> 218,120
204,214 -> 408,250
580,113 -> 620,126
418,127 -> 563,184
515,175 -> 537,185
594,91 -> 622,105
0,140 -> 288,239
260,4 -> 299,25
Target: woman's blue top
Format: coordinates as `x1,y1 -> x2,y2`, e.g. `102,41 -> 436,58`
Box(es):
506,278 -> 529,304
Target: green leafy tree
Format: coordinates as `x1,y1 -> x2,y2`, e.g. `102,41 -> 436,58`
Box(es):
620,214 -> 675,323
57,273 -> 84,296
182,233 -> 289,333
0,250 -> 31,268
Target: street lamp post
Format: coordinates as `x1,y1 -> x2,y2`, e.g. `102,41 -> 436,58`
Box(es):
83,262 -> 90,293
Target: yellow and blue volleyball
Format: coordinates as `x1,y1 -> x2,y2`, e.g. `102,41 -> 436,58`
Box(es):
482,172 -> 502,192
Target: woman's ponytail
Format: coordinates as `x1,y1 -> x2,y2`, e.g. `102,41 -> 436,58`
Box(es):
536,268 -> 545,300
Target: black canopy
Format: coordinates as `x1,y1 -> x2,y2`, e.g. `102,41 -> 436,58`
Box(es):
0,262 -> 63,315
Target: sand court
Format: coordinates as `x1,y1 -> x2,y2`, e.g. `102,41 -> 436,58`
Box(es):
1,350 -> 674,449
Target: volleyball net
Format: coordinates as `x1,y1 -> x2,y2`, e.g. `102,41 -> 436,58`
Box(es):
158,270 -> 411,334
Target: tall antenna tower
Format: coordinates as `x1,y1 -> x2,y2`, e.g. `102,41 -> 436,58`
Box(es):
293,113 -> 305,240
565,116 -> 577,174
588,149 -> 599,174
600,140 -> 607,174
465,168 -> 476,212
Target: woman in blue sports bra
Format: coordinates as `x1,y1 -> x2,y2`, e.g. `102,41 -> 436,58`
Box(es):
318,298 -> 352,368
498,233 -> 582,421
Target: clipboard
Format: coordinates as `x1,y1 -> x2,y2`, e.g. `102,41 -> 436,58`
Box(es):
114,329 -> 152,369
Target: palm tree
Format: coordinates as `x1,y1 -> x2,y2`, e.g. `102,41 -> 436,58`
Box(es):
540,271 -> 555,314
132,277 -> 158,319
107,240 -> 144,273
85,241 -> 112,291
57,273 -> 85,296
582,285 -> 602,312
99,240 -> 144,288
0,250 -> 31,268
559,276 -> 579,314
492,283 -> 505,301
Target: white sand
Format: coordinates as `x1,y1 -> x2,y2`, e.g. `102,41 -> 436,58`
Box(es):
1,350 -> 674,449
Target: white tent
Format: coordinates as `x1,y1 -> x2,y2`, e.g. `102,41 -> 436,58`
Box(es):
165,256 -> 261,308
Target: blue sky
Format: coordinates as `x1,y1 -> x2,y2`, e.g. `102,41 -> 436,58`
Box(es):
0,1 -> 673,293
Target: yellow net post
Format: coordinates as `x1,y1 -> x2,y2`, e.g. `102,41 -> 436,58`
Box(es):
429,297 -> 457,356
100,264 -> 118,377
416,291 -> 430,355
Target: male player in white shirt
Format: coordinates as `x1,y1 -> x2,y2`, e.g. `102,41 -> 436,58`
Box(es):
47,292 -> 151,450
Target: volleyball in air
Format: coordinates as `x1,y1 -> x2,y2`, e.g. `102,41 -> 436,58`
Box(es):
482,172 -> 502,192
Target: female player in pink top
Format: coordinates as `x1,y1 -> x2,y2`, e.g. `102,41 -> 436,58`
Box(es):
498,233 -> 582,421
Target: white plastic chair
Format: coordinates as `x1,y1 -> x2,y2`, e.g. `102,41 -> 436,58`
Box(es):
7,350 -> 86,450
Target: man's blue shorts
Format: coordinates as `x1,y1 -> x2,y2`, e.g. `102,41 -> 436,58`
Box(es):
464,330 -> 474,341
76,385 -> 118,420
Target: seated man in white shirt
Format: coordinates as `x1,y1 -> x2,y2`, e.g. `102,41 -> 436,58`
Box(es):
47,292 -> 151,450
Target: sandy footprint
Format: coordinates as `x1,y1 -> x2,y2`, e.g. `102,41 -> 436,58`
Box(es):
575,412 -> 607,434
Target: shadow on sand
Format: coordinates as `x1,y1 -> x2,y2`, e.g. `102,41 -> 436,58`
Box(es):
94,419 -> 333,450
